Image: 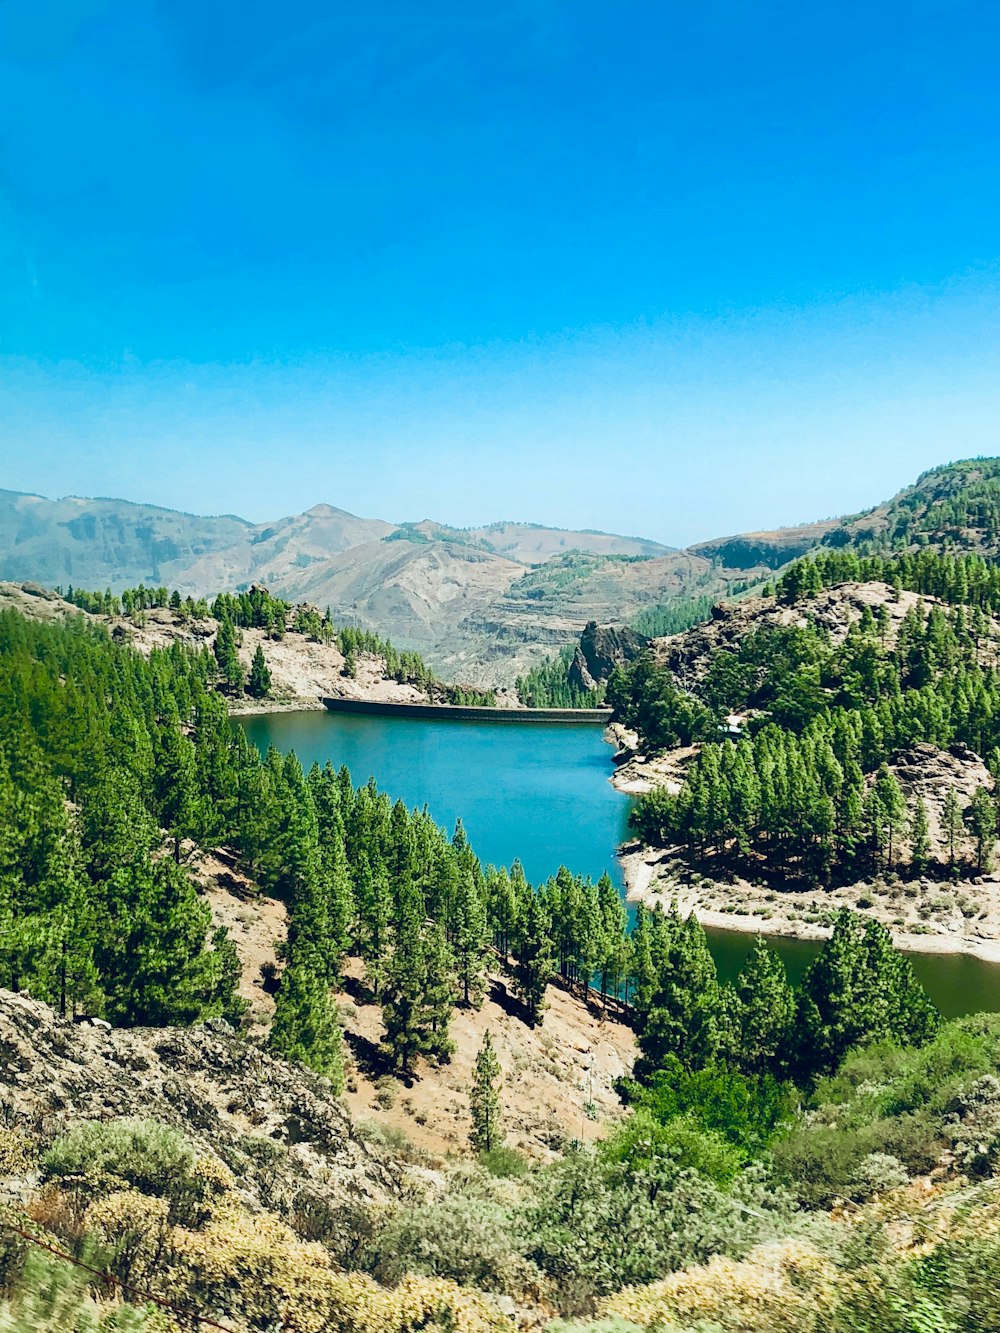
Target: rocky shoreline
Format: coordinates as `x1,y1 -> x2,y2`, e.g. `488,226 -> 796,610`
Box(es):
605,726 -> 1000,965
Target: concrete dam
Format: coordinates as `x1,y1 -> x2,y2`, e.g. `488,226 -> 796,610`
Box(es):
321,697 -> 614,725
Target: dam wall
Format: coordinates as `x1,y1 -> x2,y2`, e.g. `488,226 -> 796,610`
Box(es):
321,697 -> 613,725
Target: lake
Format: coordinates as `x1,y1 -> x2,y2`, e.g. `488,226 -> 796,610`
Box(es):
240,708 -> 1000,1019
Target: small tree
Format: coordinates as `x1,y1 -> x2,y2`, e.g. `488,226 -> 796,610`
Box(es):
469,1032 -> 503,1153
248,644 -> 272,699
968,787 -> 996,874
214,616 -> 244,693
909,797 -> 931,873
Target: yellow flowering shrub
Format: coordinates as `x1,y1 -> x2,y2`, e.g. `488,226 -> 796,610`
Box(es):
84,1189 -> 172,1289
0,1131 -> 36,1178
601,1239 -> 838,1333
167,1191 -> 512,1333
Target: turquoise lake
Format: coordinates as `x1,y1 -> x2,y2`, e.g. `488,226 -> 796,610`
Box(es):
240,708 -> 1000,1019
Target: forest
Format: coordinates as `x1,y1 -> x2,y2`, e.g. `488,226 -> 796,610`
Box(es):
0,605 -> 936,1088
619,551 -> 1000,885
1,594 -> 998,1329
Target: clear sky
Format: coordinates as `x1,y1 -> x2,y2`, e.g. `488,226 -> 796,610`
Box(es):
3,0 -> 1000,546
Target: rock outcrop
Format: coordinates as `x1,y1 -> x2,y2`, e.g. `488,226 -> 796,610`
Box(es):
567,621 -> 649,692
0,990 -> 401,1216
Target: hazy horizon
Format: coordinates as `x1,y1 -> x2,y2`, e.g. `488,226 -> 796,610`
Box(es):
0,447 -> 974,550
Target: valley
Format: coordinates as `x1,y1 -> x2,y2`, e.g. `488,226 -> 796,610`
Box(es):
0,487 -> 820,683
4,458 -> 1000,1330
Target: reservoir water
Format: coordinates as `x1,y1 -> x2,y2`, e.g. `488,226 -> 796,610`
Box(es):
241,709 -> 1000,1019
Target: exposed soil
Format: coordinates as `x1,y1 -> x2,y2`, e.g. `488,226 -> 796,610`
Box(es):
338,958 -> 636,1163
189,849 -> 636,1161
618,842 -> 1000,962
192,848 -> 287,1034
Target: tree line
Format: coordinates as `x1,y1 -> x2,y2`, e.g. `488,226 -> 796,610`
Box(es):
777,546 -> 1000,612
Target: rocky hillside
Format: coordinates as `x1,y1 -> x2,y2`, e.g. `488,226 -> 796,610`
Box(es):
0,581 -> 442,712
0,989 -> 401,1219
614,576 -> 1000,958
0,487 -> 810,683
650,579 -> 1000,692
823,457 -> 1000,555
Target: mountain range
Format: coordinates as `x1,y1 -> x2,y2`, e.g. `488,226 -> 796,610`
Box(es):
2,458 -> 996,682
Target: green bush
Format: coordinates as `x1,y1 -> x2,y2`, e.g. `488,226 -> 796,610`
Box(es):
480,1146 -> 529,1179
601,1110 -> 744,1187
42,1119 -> 206,1223
369,1192 -> 525,1293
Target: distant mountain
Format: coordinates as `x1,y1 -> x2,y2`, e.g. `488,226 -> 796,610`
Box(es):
0,489 -> 687,680
689,519 -> 840,570
6,462 -> 993,683
0,490 -> 252,590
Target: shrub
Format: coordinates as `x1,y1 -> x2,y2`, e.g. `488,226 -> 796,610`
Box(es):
0,1130 -> 37,1177
848,1153 -> 909,1202
480,1146 -> 529,1179
369,1193 -> 527,1294
41,1120 -> 214,1225
601,1237 -> 837,1332
601,1110 -> 744,1187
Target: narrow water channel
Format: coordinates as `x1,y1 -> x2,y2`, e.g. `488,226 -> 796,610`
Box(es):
240,708 -> 1000,1018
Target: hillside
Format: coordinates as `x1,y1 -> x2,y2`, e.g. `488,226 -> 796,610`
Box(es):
689,518 -> 840,569
8,461 -> 1000,684
612,569 -> 1000,958
4,529 -> 1000,1330
824,456 -> 1000,555
5,985 -> 1000,1331
0,580 -> 454,712
0,486 -> 820,683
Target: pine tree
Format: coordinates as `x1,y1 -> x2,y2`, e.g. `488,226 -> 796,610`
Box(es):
794,910 -> 939,1080
420,922 -> 457,1063
511,891 -> 554,1026
154,712 -> 201,862
213,616 -> 244,693
453,862 -> 489,1008
718,936 -> 796,1079
596,871 -> 628,999
969,787 -> 996,873
248,644 -> 272,699
469,1032 -> 503,1153
628,908 -> 658,1020
909,797 -> 931,872
270,953 -> 345,1090
873,765 -> 906,870
634,910 -> 721,1076
381,907 -> 428,1073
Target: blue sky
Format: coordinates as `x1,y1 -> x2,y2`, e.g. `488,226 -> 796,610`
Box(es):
3,0 -> 1000,545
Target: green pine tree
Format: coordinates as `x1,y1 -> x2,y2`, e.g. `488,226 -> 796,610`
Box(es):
469,1032 -> 503,1153
248,644 -> 272,699
270,952 -> 345,1090
909,797 -> 931,872
718,936 -> 796,1079
511,892 -> 554,1027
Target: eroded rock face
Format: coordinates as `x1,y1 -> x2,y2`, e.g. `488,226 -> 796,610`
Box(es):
566,621 -> 650,692
0,990 -> 401,1216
